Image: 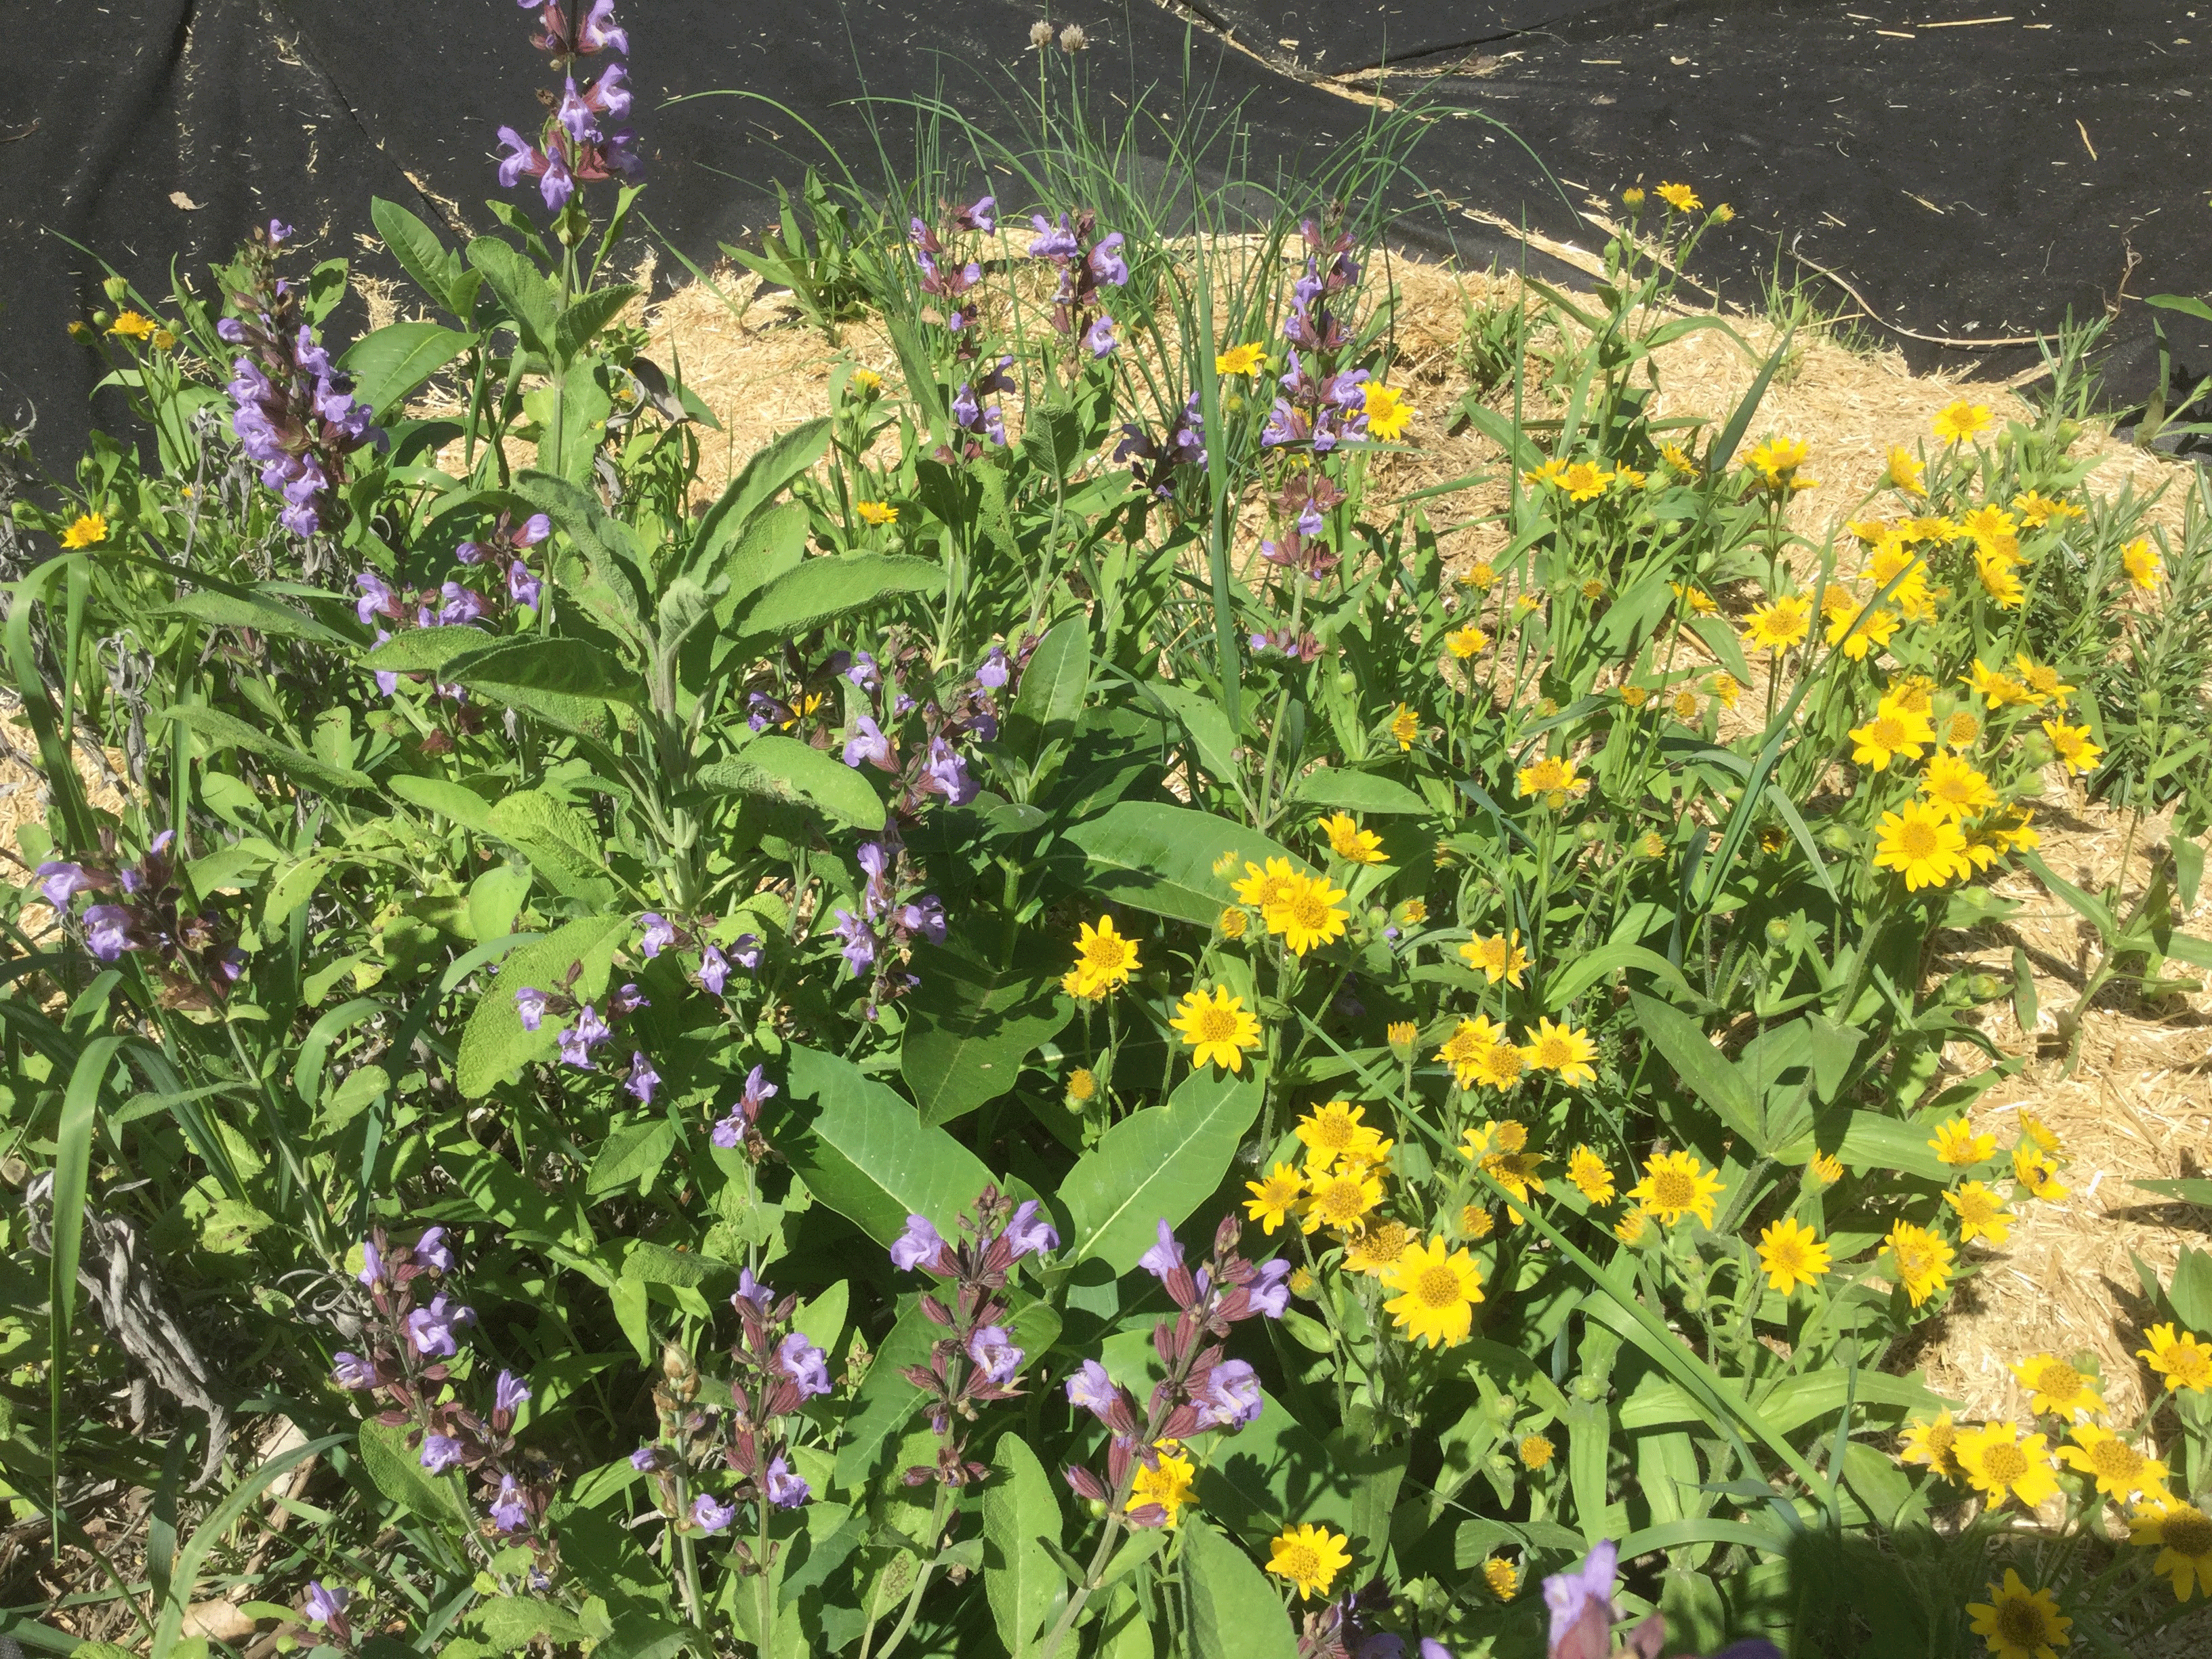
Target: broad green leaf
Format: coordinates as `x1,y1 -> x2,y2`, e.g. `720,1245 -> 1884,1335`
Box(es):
737,554 -> 945,637
1191,1386 -> 1359,1543
372,196 -> 465,314
390,774 -> 502,837
468,237 -> 558,355
167,704 -> 372,796
1061,1067 -> 1263,1273
363,625 -> 491,674
1286,766 -> 1431,816
681,417 -> 832,586
780,1043 -> 994,1244
444,635 -> 639,705
831,1302 -> 936,1490
1147,682 -> 1241,792
699,734 -> 887,832
455,914 -> 632,1096
794,1281 -> 848,1357
359,1419 -> 471,1526
552,285 -> 641,369
1542,943 -> 1698,1011
475,1597 -> 589,1653
1835,1111 -> 1952,1182
1626,991 -> 1766,1152
1181,1523 -> 1300,1659
339,321 -> 472,419
983,1432 -> 1062,1656
1064,802 -> 1312,927
1618,1370 -> 1942,1433
586,1118 -> 679,1197
900,937 -> 1072,1126
157,588 -> 350,646
1006,618 -> 1092,762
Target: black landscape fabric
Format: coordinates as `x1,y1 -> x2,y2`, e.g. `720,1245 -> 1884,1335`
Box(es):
5,0 -> 2210,476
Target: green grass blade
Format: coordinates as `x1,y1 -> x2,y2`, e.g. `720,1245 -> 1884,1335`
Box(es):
50,1033 -> 125,1521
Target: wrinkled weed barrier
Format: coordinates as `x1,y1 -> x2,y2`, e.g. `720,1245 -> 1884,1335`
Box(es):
7,8 -> 2212,1659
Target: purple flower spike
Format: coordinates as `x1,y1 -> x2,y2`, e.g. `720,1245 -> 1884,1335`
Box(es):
1544,1540 -> 1620,1659
1066,1359 -> 1116,1419
609,981 -> 649,1016
975,645 -> 1010,689
890,1214 -> 945,1273
1138,1219 -> 1184,1280
489,1473 -> 530,1533
508,558 -> 542,610
414,1226 -> 454,1271
419,1433 -> 466,1473
331,1351 -> 376,1390
765,1456 -> 811,1509
1028,213 -> 1080,260
638,912 -> 676,958
966,1325 -> 1024,1386
920,735 -> 977,804
83,903 -> 135,962
832,908 -> 877,977
36,861 -> 92,907
630,1446 -> 665,1471
699,945 -> 729,995
778,1331 -> 832,1398
690,1492 -> 735,1533
1004,1200 -> 1059,1260
625,1050 -> 660,1105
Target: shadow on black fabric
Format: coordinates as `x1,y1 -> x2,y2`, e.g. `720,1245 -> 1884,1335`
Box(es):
3,1 -> 2208,476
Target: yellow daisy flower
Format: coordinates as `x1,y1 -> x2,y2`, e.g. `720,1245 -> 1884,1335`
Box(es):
1946,1181 -> 2013,1245
2039,718 -> 2101,776
1849,699 -> 1936,771
2121,536 -> 2163,590
1126,1443 -> 1196,1528
1295,1100 -> 1376,1171
1742,593 -> 1813,652
1343,1218 -> 1416,1277
1521,1018 -> 1597,1086
2013,1145 -> 2068,1202
1215,341 -> 1265,375
1266,1523 -> 1351,1600
1559,459 -> 1614,501
60,512 -> 108,550
1363,383 -> 1414,442
1932,400 -> 1994,445
1380,1235 -> 1485,1348
2137,1324 -> 2212,1394
2129,1500 -> 2212,1601
1301,1166 -> 1385,1235
2058,1422 -> 2168,1503
1882,1218 -> 1955,1307
1443,623 -> 1491,659
1626,1149 -> 1723,1229
1482,1557 -> 1519,1601
1169,985 -> 1263,1071
1886,446 -> 1927,496
1317,812 -> 1387,866
1566,1145 -> 1616,1205
1457,929 -> 1529,987
1656,181 -> 1702,212
1232,857 -> 1303,913
2011,1353 -> 2104,1421
1070,915 -> 1141,995
1952,1420 -> 2060,1509
1929,1116 -> 1996,1167
1755,1216 -> 1831,1296
1873,800 -> 1971,890
1965,1569 -> 2071,1659
855,500 -> 899,525
1264,872 -> 1351,957
1389,703 -> 1420,751
1243,1163 -> 1306,1234
1900,1412 -> 1963,1481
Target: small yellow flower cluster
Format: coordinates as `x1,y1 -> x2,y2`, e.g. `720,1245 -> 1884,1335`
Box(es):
1227,857 -> 1351,958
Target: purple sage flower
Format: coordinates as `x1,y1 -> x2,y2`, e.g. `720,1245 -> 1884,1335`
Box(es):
1004,1200 -> 1059,1260
731,933 -> 762,970
1028,213 -> 1080,260
489,1473 -> 529,1532
920,735 -> 977,804
609,981 -> 649,1016
1194,1359 -> 1263,1431
732,1267 -> 773,1315
889,1214 -> 945,1273
508,558 -> 542,610
956,194 -> 996,233
778,1332 -> 832,1398
36,861 -> 92,907
1249,1258 -> 1292,1320
699,945 -> 729,995
690,1492 -> 735,1533
514,985 -> 549,1031
556,1004 -> 611,1067
1544,1540 -> 1620,1658
1084,314 -> 1118,357
966,1325 -> 1024,1386
302,1582 -> 348,1627
764,1456 -> 811,1509
1087,232 -> 1129,287
630,1446 -> 665,1471
438,581 -> 486,626
832,908 -> 876,977
358,1240 -> 384,1287
414,1227 -> 454,1271
405,1293 -> 476,1359
331,1351 -> 376,1390
1066,1359 -> 1116,1419
491,1372 -> 531,1418
83,904 -> 134,962
1138,1219 -> 1184,1280
846,651 -> 880,692
843,715 -> 896,771
419,1433 -> 466,1473
625,1050 -> 660,1105
638,912 -> 676,958
894,895 -> 947,946
975,644 -> 1010,689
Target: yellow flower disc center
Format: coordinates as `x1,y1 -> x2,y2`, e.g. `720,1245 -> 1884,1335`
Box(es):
1277,1542 -> 1320,1580
1898,821 -> 1939,859
1871,717 -> 1907,747
1980,1443 -> 2028,1483
1996,1601 -> 2048,1645
2163,1511 -> 2212,1556
1650,1168 -> 1696,1208
1416,1267 -> 1463,1307
1195,1006 -> 1239,1043
2087,1439 -> 2140,1479
2030,1360 -> 2084,1401
1315,1184 -> 1367,1225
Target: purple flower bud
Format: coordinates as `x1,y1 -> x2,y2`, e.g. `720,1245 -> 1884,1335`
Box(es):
405,1293 -> 476,1359
699,945 -> 729,995
1248,1258 -> 1292,1320
331,1351 -> 376,1390
414,1227 -> 453,1271
419,1433 -> 466,1473
516,512 -> 552,548
302,1582 -> 348,1626
36,861 -> 93,907
889,1214 -> 945,1273
625,1051 -> 660,1105
1138,1219 -> 1184,1281
489,1473 -> 529,1533
1066,1359 -> 1116,1419
357,1240 -> 383,1286
638,913 -> 676,958
690,1492 -> 736,1533
515,986 -> 549,1031
494,1370 -> 531,1414
1004,1200 -> 1059,1260
764,1456 -> 811,1509
966,1325 -> 1024,1386
778,1332 -> 832,1398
